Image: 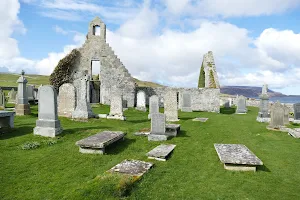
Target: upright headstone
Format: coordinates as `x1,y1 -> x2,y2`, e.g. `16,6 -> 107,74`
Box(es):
181,92 -> 192,112
148,113 -> 168,141
228,98 -> 233,107
15,70 -> 31,115
72,76 -> 94,120
268,101 -> 284,129
58,83 -> 76,118
33,85 -> 62,137
27,85 -> 35,101
224,101 -> 230,108
136,90 -> 147,111
8,88 -> 17,103
258,85 -> 270,118
107,91 -> 125,120
151,113 -> 166,135
164,90 -> 179,121
236,95 -> 247,114
293,103 -> 300,121
283,105 -> 290,125
148,95 -> 159,119
0,89 -> 5,109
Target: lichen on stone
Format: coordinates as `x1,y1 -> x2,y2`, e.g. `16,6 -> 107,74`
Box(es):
49,49 -> 80,91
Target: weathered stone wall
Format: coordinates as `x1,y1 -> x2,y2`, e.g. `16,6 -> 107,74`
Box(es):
52,17 -> 136,107
201,51 -> 220,89
136,87 -> 220,113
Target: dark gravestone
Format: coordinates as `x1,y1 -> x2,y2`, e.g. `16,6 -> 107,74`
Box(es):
294,103 -> 300,120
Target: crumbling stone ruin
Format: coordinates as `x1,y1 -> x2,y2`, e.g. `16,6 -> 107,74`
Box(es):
50,17 -> 136,107
198,51 -> 220,89
50,17 -> 220,112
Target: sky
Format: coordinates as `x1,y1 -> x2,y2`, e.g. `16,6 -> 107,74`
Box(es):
1,0 -> 300,95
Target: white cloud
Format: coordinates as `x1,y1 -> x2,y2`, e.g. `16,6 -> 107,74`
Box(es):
162,0 -> 300,18
54,25 -> 68,35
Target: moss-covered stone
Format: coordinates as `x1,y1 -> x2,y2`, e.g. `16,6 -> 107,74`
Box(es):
49,49 -> 80,91
209,69 -> 216,88
198,61 -> 205,88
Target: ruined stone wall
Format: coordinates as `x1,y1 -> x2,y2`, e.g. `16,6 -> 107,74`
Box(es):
201,51 -> 220,89
136,87 -> 220,113
51,17 -> 136,107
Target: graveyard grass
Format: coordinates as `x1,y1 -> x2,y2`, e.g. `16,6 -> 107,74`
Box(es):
1,105 -> 300,200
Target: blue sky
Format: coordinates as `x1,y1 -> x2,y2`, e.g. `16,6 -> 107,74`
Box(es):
1,0 -> 300,95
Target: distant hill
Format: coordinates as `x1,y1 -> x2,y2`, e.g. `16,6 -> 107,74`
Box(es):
0,73 -> 163,88
220,86 -> 285,98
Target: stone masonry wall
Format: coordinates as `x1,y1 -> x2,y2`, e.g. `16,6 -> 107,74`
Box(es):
136,86 -> 220,113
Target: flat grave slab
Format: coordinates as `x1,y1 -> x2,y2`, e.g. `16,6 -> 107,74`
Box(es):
166,124 -> 180,136
148,134 -> 169,141
214,144 -> 263,172
76,131 -> 125,154
192,118 -> 209,122
147,144 -> 176,161
288,129 -> 300,138
0,111 -> 15,128
108,160 -> 153,177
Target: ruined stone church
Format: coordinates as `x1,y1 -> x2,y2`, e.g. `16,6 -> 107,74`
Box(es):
50,17 -> 136,107
50,17 -> 220,112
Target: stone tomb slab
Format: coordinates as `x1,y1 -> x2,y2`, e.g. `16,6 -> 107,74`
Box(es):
288,129 -> 300,138
0,111 -> 15,128
108,160 -> 153,177
76,131 -> 125,154
214,144 -> 263,172
192,118 -> 209,122
147,144 -> 176,161
165,124 -> 181,136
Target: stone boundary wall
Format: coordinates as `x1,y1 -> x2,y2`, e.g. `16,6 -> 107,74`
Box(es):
220,97 -> 294,113
136,87 -> 220,113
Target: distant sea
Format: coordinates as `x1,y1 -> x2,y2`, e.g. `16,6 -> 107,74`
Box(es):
251,96 -> 300,104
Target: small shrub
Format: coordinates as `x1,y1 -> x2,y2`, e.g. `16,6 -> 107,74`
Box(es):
21,141 -> 40,150
42,138 -> 58,146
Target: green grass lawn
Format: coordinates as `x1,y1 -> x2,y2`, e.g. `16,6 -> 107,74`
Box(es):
1,105 -> 300,200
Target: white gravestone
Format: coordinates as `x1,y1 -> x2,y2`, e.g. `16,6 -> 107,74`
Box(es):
58,83 -> 76,118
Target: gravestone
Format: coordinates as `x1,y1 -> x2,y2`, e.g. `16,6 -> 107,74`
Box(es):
148,95 -> 159,119
268,101 -> 284,129
33,85 -> 62,137
0,89 -> 5,109
27,85 -> 35,101
164,90 -> 179,121
262,84 -> 268,95
76,131 -> 125,154
0,111 -> 15,128
107,93 -> 125,120
228,98 -> 233,107
283,105 -> 290,125
224,101 -> 230,108
147,144 -> 176,161
58,83 -> 76,118
236,95 -> 247,114
293,103 -> 300,121
148,113 -> 168,141
136,90 -> 147,111
181,92 -> 192,112
214,144 -> 263,171
108,160 -> 153,178
15,71 -> 31,115
8,88 -> 17,103
258,94 -> 269,118
72,76 -> 94,120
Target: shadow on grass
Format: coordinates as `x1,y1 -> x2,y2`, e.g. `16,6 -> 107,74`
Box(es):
220,107 -> 236,115
257,165 -> 271,172
179,117 -> 194,120
0,126 -> 33,140
105,138 -> 136,155
176,130 -> 189,138
60,126 -> 113,136
291,123 -> 300,127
